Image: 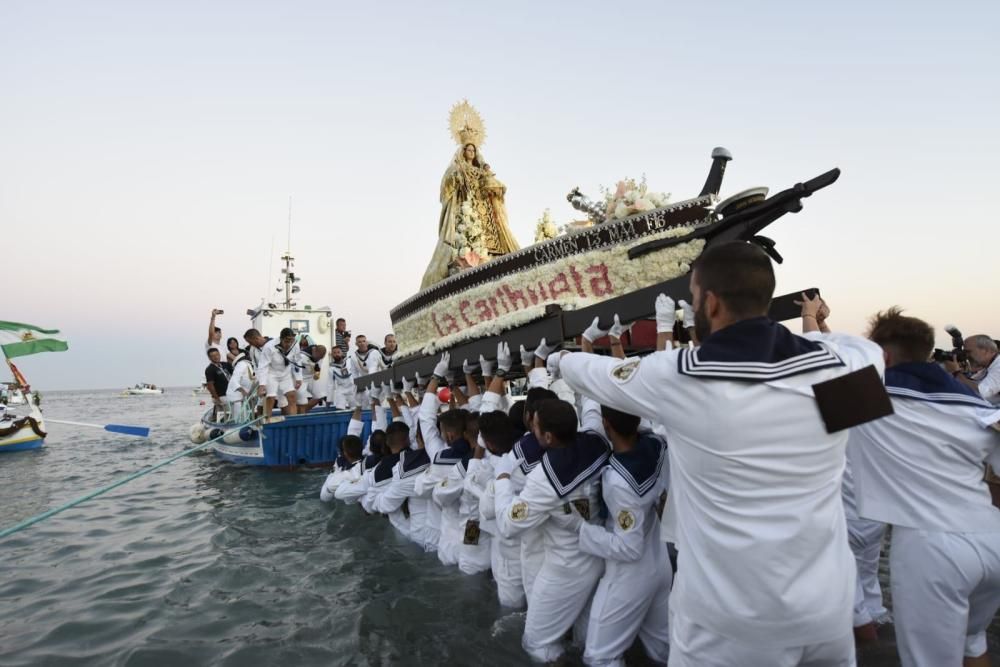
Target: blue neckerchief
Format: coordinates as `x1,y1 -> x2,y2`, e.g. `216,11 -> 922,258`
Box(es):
514,432 -> 543,475
400,449 -> 430,478
885,362 -> 992,407
541,431 -> 611,498
609,433 -> 667,497
361,452 -> 382,473
373,451 -> 402,484
434,437 -> 472,466
678,316 -> 843,382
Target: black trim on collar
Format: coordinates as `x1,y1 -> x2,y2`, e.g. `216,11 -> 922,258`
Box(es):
609,433 -> 666,497
515,432 -> 543,475
885,362 -> 994,408
400,449 -> 431,479
373,452 -> 402,484
541,431 -> 611,498
433,438 -> 472,466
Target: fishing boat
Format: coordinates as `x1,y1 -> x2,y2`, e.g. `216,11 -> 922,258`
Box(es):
0,321 -> 69,453
120,383 -> 164,396
1,383 -> 26,406
189,250 -> 372,467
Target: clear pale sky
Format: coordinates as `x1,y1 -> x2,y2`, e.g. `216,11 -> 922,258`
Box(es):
2,1 -> 997,390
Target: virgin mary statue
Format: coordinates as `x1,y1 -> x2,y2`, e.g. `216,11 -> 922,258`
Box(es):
420,101 -> 520,289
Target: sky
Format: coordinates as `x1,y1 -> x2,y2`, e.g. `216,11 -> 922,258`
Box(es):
1,1 -> 997,390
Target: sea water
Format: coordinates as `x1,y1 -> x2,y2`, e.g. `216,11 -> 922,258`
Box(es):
0,390 -> 993,666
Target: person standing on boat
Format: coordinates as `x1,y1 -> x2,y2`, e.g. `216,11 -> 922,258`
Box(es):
348,335 -> 378,378
376,334 -> 398,372
294,343 -> 327,414
203,348 -> 233,420
224,337 -> 241,365
225,350 -> 255,414
326,346 -> 356,410
334,318 -> 350,355
257,328 -> 302,418
205,309 -> 225,358
243,328 -> 267,368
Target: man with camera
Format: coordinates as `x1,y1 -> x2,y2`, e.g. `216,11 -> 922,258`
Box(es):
944,335 -> 1000,405
206,309 -> 225,357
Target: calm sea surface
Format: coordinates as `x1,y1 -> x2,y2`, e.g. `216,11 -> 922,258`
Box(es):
1,390 -> 996,666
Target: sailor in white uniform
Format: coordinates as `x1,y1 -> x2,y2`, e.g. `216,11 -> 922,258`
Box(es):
574,400 -> 671,667
363,421 -> 424,542
434,423 -> 492,575
551,242 -> 884,666
326,346 -> 356,410
849,308 -> 1000,667
348,335 -> 379,378
494,397 -> 610,663
257,328 -> 303,417
225,351 -> 256,410
319,418 -> 366,502
293,343 -> 326,413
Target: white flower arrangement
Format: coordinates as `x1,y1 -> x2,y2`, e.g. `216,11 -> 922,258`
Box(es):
533,209 -> 560,243
453,200 -> 489,270
602,176 -> 671,221
394,225 -> 704,356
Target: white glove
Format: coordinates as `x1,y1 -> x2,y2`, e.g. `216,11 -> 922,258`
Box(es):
463,358 -> 479,375
519,344 -> 534,369
402,375 -> 413,393
494,453 -> 518,477
582,316 -> 608,343
534,337 -> 558,361
608,314 -> 631,339
433,351 -> 451,379
655,293 -> 676,333
414,372 -> 424,388
496,341 -> 513,374
382,382 -> 393,398
445,370 -> 456,386
546,351 -> 564,378
678,300 -> 695,328
369,382 -> 381,401
479,354 -> 495,377
356,388 -> 370,406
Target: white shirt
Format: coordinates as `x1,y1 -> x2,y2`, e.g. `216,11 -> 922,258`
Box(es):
977,354 -> 1000,404
226,358 -> 255,399
257,339 -> 301,388
348,348 -> 378,378
852,366 -> 1000,532
558,323 -> 884,646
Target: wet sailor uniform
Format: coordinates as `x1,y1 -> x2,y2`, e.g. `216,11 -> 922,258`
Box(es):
435,452 -> 492,575
320,418 -> 365,502
841,436 -> 888,628
361,451 -> 402,520
257,339 -> 302,400
334,419 -> 381,505
851,362 -> 1000,666
370,448 -> 434,550
225,354 -> 255,406
495,425 -> 611,663
579,422 -> 671,667
412,392 -> 462,562
428,438 -> 474,567
326,359 -> 356,410
559,318 -> 884,666
348,347 -> 378,379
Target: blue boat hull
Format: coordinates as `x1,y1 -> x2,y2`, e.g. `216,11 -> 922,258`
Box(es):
210,408 -> 373,467
0,437 -> 44,452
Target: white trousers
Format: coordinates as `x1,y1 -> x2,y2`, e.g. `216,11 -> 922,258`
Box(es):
436,507 -> 462,566
522,556 -> 604,663
668,609 -> 854,667
457,530 -> 492,575
584,538 -> 672,666
296,377 -> 321,405
520,531 -> 545,601
891,526 -> 1000,666
490,535 -> 525,608
846,517 -> 887,625
263,373 -> 294,399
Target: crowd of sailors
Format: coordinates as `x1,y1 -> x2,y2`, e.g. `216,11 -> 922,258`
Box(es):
320,242 -> 1000,667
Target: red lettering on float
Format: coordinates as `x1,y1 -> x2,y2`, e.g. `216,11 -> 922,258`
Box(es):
537,282 -> 548,300
568,264 -> 586,297
586,263 -> 614,296
440,313 -> 460,334
503,285 -> 529,310
431,312 -> 447,337
487,296 -> 501,318
548,272 -> 572,299
526,286 -> 539,305
495,289 -> 510,314
459,300 -> 475,327
475,299 -> 493,321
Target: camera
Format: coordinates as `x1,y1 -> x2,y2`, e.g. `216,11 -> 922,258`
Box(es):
932,325 -> 968,364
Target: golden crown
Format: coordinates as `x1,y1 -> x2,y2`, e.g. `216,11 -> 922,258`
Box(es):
449,99 -> 486,148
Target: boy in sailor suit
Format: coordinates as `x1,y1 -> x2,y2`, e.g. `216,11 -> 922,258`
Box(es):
847,308 -> 1000,667
552,242 -> 885,667
367,422 -> 431,545
494,398 -> 610,664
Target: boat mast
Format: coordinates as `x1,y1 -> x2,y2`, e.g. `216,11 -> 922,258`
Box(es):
279,196 -> 297,310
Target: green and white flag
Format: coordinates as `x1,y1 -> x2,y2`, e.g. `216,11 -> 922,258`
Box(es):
0,321 -> 69,358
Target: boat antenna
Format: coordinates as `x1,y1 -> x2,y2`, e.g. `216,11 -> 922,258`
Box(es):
265,232 -> 276,304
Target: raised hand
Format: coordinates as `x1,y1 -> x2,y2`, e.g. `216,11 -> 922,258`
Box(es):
582,316 -> 609,343
678,300 -> 695,328
479,354 -> 495,377
655,294 -> 676,333
497,341 -> 513,375
519,344 -> 534,370
608,314 -> 631,340
433,351 -> 451,380
534,337 -> 558,361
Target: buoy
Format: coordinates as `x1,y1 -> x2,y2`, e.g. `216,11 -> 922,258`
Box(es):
222,426 -> 258,445
188,422 -> 207,444
208,428 -> 224,441
199,400 -> 206,406
437,387 -> 452,404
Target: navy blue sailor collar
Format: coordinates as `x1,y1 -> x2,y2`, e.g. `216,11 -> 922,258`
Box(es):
610,433 -> 666,497
678,316 -> 843,382
541,430 -> 611,498
886,362 -> 992,407
361,452 -> 382,473
335,455 -> 349,470
433,438 -> 472,467
373,451 -> 402,484
514,432 -> 543,475
400,449 -> 431,478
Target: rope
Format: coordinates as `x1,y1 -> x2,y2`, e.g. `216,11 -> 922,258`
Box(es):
0,416 -> 265,540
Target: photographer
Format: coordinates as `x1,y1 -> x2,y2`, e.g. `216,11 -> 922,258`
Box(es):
944,335 -> 1000,404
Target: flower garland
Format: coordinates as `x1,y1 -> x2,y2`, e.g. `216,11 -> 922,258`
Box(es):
394,225 -> 703,356
602,176 -> 671,221
452,200 -> 489,271
533,209 -> 560,243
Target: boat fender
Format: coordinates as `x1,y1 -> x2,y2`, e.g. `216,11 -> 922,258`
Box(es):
188,423 -> 207,444
208,428 -> 224,441
239,426 -> 257,442
222,426 -> 257,444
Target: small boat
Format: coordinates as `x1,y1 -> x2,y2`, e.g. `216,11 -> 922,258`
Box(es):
1,383 -> 26,406
191,384 -> 209,396
0,405 -> 46,452
121,383 -> 164,396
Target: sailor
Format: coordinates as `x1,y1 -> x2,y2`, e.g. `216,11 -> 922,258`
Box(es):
242,328 -> 267,368
551,242 -> 885,666
333,399 -> 386,506
348,334 -> 379,378
376,334 -> 398,372
319,433 -> 364,502
571,400 -> 671,667
368,422 -> 437,549
225,349 -> 256,414
294,342 -> 327,414
257,328 -> 302,417
326,346 -> 356,410
360,431 -> 403,518
847,307 -> 1000,667
494,397 -> 610,663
